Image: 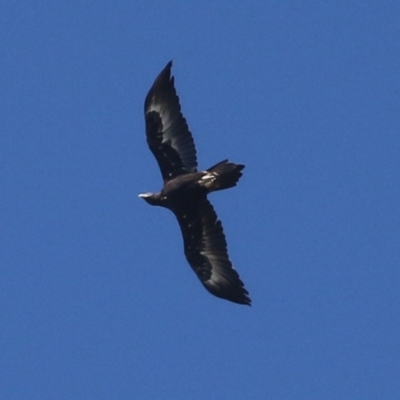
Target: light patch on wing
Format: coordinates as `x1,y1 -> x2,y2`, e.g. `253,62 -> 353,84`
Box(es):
199,214 -> 238,286
147,101 -> 174,141
200,172 -> 218,188
147,100 -> 196,172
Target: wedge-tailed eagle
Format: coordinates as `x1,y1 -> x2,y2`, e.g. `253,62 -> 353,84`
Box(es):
139,61 -> 251,305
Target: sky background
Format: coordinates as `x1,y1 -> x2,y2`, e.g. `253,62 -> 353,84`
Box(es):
1,2 -> 400,399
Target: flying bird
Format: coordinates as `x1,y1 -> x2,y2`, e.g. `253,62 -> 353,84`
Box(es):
139,61 -> 251,305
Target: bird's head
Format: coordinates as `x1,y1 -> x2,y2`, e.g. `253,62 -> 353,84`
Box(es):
138,192 -> 163,206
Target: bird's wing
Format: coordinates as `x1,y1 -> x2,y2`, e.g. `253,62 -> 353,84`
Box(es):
144,61 -> 198,182
174,198 -> 251,305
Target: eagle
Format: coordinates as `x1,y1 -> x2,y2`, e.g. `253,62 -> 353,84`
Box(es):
139,61 -> 251,305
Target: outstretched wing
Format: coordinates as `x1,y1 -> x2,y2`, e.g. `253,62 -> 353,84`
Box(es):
144,61 -> 198,182
174,198 -> 251,305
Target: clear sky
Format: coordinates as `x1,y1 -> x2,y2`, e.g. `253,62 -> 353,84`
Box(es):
1,2 -> 400,399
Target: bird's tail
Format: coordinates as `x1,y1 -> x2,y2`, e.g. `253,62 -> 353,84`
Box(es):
204,160 -> 245,192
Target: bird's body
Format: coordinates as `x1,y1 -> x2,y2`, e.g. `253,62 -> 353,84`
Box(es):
139,61 -> 251,305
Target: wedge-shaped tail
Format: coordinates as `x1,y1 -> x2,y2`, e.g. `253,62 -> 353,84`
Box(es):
204,160 -> 245,193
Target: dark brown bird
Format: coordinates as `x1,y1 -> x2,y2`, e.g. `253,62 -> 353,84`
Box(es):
139,61 -> 251,305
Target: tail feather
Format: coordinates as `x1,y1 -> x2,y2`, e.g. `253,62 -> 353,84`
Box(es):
205,160 -> 244,192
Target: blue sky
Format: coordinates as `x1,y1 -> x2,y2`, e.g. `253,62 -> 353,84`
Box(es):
1,2 -> 400,399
